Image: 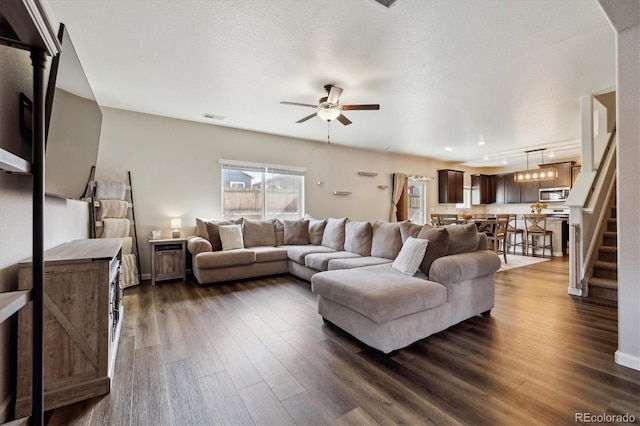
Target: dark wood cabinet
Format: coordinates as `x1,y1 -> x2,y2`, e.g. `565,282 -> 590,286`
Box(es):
438,169 -> 464,204
471,174 -> 495,205
504,173 -> 521,204
539,161 -> 575,188
520,180 -> 540,203
494,175 -> 505,204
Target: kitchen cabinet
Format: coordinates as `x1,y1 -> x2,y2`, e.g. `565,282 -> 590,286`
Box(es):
520,180 -> 540,203
471,174 -> 495,205
504,173 -> 521,204
539,161 -> 575,188
438,169 -> 464,204
494,175 -> 505,204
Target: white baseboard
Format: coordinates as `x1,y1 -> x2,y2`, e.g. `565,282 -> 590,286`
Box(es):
141,273 -> 151,281
568,287 -> 583,296
615,350 -> 640,371
0,394 -> 11,423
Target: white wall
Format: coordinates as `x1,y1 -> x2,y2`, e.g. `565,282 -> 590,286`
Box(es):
95,107 -> 479,276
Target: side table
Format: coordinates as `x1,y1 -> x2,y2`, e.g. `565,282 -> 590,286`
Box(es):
149,238 -> 188,285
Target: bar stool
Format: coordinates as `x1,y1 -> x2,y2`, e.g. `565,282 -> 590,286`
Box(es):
524,214 -> 553,257
507,214 -> 525,255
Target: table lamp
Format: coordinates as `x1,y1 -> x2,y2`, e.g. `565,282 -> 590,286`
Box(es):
171,218 -> 182,238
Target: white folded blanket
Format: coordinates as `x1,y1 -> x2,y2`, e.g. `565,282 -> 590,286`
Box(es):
98,200 -> 129,220
102,218 -> 130,238
95,181 -> 126,201
121,236 -> 133,255
121,254 -> 139,288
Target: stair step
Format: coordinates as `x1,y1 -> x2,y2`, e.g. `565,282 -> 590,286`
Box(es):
607,218 -> 617,232
598,246 -> 617,262
588,276 -> 617,301
594,260 -> 618,280
602,231 -> 617,246
588,276 -> 618,289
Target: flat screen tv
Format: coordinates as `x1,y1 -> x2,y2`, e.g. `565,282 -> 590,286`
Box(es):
44,23 -> 102,200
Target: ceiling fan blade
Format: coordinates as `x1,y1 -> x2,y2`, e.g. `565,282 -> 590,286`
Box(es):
296,112 -> 318,123
341,104 -> 380,111
327,86 -> 343,104
280,101 -> 317,108
337,114 -> 352,126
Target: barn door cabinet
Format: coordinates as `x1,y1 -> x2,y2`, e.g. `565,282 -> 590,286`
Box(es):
15,239 -> 123,417
438,169 -> 464,204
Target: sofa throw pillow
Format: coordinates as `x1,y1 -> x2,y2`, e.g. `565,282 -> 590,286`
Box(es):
416,226 -> 450,274
445,223 -> 479,255
274,219 -> 285,246
371,221 -> 403,259
243,219 -> 276,247
392,237 -> 429,276
284,219 -> 310,245
195,217 -> 212,239
344,220 -> 372,256
219,225 -> 244,251
308,219 -> 327,245
321,217 -> 347,250
399,221 -> 425,243
205,220 -> 233,251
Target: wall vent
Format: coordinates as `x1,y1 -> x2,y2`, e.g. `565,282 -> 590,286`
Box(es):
373,0 -> 398,8
203,113 -> 226,120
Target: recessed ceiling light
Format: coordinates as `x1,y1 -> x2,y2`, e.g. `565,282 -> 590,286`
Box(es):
384,147 -> 393,151
444,147 -> 453,152
203,113 -> 226,120
483,154 -> 489,160
478,140 -> 485,146
548,151 -> 556,158
502,159 -> 508,164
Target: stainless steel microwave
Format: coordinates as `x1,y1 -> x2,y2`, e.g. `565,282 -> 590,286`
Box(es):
539,187 -> 570,202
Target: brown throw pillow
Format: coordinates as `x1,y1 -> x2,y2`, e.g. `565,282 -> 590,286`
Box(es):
308,219 -> 327,245
205,220 -> 233,251
284,219 -> 310,245
445,223 -> 479,255
399,221 -> 425,243
416,226 -> 450,274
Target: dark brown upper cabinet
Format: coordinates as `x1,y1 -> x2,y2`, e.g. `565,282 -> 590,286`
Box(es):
438,169 -> 464,204
471,174 -> 495,205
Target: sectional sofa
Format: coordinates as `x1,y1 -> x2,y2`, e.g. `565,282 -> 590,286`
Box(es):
187,216 -> 501,352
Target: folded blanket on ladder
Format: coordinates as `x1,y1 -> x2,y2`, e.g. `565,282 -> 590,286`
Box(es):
95,181 -> 126,201
102,218 -> 130,238
121,254 -> 139,288
98,200 -> 128,220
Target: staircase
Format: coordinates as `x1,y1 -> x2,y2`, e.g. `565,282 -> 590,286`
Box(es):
587,199 -> 617,301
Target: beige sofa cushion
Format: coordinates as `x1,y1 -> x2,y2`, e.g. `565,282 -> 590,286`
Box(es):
249,246 -> 289,263
311,264 -> 447,324
308,219 -> 327,245
321,217 -> 347,250
399,221 -> 424,243
327,256 -> 392,270
243,219 -> 276,247
444,224 -> 479,255
195,249 -> 256,269
344,220 -> 372,256
305,251 -> 362,272
371,221 -> 403,260
284,219 -> 310,245
287,245 -> 336,264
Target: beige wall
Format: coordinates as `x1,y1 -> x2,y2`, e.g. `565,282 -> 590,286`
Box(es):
0,45 -> 90,421
95,107 -> 482,276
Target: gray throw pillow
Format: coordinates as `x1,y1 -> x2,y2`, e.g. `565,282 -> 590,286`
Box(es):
371,221 -> 403,259
243,219 -> 276,247
321,217 -> 347,250
205,218 -> 243,251
445,223 -> 479,255
274,219 -> 285,246
416,226 -> 450,274
344,220 -> 372,256
284,219 -> 310,245
308,219 -> 327,245
399,221 -> 425,243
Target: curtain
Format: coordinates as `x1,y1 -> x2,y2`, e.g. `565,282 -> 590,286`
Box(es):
390,173 -> 407,222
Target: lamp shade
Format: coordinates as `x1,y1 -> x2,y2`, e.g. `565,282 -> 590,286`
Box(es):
170,218 -> 182,229
317,107 -> 341,122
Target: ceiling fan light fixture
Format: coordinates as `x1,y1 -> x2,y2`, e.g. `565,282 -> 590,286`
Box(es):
317,107 -> 341,122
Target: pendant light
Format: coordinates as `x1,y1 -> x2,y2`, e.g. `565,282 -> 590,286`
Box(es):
513,148 -> 557,182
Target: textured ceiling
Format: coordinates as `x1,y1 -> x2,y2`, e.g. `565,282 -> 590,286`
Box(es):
44,0 -> 615,168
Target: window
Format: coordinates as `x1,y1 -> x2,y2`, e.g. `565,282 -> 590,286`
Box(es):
407,179 -> 426,225
220,160 -> 305,220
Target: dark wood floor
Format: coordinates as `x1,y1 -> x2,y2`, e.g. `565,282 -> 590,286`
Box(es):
48,256 -> 640,425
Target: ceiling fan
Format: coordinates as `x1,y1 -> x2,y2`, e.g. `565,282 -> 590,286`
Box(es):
280,84 -> 380,126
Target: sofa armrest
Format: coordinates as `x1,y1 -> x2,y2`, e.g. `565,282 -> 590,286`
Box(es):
187,236 -> 212,255
429,250 -> 501,285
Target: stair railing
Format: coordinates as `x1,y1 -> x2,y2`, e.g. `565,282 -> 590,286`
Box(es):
567,127 -> 617,295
